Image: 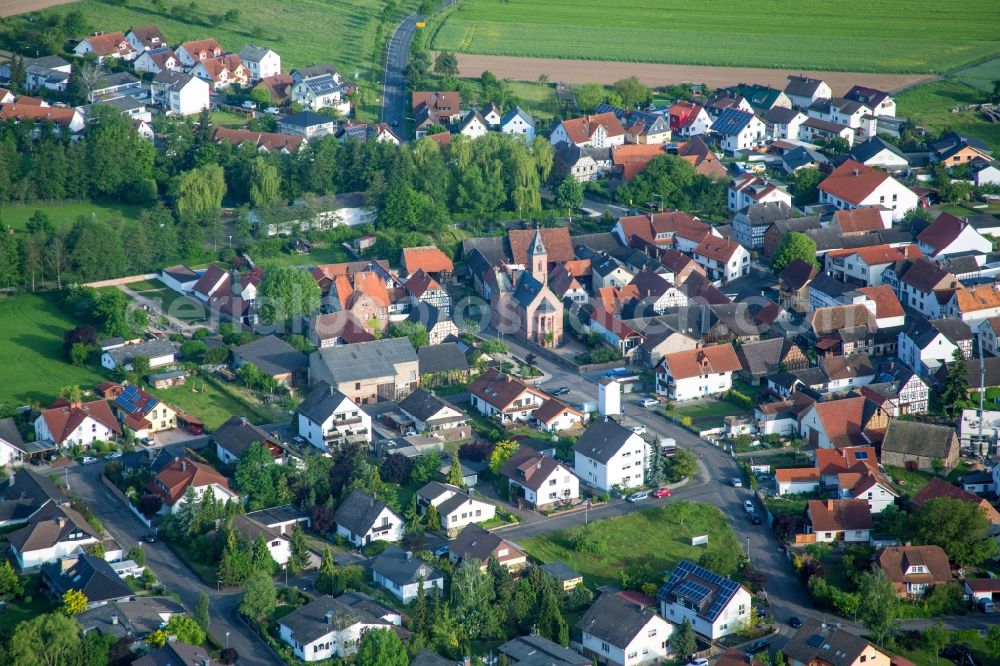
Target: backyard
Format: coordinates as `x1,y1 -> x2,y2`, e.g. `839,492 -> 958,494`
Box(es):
0,201 -> 143,232
0,293 -> 104,406
151,372 -> 287,430
521,501 -> 743,587
432,0 -> 999,73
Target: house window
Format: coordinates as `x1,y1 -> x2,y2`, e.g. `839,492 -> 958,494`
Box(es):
601,642 -> 611,653
648,628 -> 657,637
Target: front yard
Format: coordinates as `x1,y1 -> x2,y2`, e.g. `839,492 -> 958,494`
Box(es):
521,501 -> 743,587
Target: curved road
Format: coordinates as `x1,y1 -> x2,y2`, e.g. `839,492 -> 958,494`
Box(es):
380,0 -> 458,133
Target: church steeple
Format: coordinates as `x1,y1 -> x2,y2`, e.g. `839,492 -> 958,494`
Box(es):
529,228 -> 547,283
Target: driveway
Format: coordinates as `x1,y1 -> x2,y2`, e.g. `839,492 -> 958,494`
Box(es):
64,460 -> 282,666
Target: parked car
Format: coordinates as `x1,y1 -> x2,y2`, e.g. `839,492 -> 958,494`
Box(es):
744,499 -> 755,513
731,476 -> 743,487
433,545 -> 449,557
264,106 -> 280,115
631,424 -> 647,435
749,514 -> 762,525
29,457 -> 42,466
242,100 -> 257,109
685,660 -> 708,666
640,398 -> 658,408
141,533 -> 158,543
652,487 -> 672,498
106,451 -> 122,460
626,491 -> 649,503
550,386 -> 570,396
745,639 -> 769,657
80,456 -> 98,465
788,616 -> 803,628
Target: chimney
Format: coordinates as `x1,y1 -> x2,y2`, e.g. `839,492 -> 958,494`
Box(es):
325,610 -> 334,625
180,460 -> 187,472
61,556 -> 76,572
405,551 -> 412,561
463,658 -> 471,666
55,515 -> 66,528
852,169 -> 860,176
467,487 -> 472,497
825,499 -> 834,510
111,614 -> 119,625
240,417 -> 248,426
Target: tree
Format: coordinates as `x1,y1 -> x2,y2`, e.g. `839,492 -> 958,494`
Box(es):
194,592 -> 211,632
240,570 -> 277,619
554,176 -> 584,218
771,232 -> 819,275
666,448 -> 698,482
646,437 -> 663,486
412,451 -> 443,485
93,288 -> 134,339
69,343 -> 91,367
8,612 -> 82,666
235,441 -> 280,510
0,559 -> 23,600
258,265 -> 322,325
251,535 -> 277,575
288,523 -> 311,574
173,164 -> 226,225
937,348 -> 970,417
613,76 -> 653,108
913,497 -> 998,567
535,583 -> 569,646
80,630 -> 114,666
165,615 -> 206,645
387,320 -> 429,349
489,439 -> 518,475
63,588 -> 89,614
381,453 -> 414,484
698,548 -> 743,578
786,168 -> 824,207
58,385 -> 83,404
670,617 -> 697,660
424,502 -> 441,531
857,568 -> 899,646
316,547 -> 338,595
356,627 -> 408,666
451,560 -> 497,640
986,625 -> 1000,661
249,156 -> 281,208
922,623 -> 948,664
575,83 -> 606,113
433,51 -> 459,76
446,451 -> 465,488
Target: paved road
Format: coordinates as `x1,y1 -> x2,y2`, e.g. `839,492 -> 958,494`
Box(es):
380,0 -> 457,134
65,459 -> 282,666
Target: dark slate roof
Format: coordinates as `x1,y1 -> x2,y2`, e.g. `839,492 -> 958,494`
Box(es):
313,337 -> 418,383
737,201 -> 794,225
658,559 -> 744,622
105,339 -> 175,367
212,415 -> 279,458
770,216 -> 823,237
572,419 -> 638,464
763,106 -> 802,124
279,593 -> 391,645
411,649 -> 459,666
809,273 -> 856,299
850,136 -> 908,164
417,342 -> 470,375
246,504 -> 309,527
233,335 -> 307,377
298,381 -> 355,423
571,232 -> 629,259
779,258 -> 818,291
881,420 -> 957,459
133,642 -> 211,666
539,561 -> 583,582
512,271 -> 547,308
280,110 -> 334,128
1,469 -> 66,508
76,596 -> 186,639
460,236 -> 508,265
736,337 -> 787,376
783,621 -> 876,666
334,489 -> 398,536
905,317 -> 973,348
782,146 -> 829,172
42,554 -> 131,604
372,545 -> 444,587
398,388 -> 453,423
498,635 -> 590,666
577,592 -> 660,648
449,523 -> 522,562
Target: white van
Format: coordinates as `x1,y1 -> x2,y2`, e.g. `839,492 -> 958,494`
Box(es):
641,398 -> 658,408
979,598 -> 995,614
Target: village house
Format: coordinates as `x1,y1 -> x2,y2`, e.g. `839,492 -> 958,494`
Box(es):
837,467 -> 898,513
881,420 -> 960,471
550,111 -> 626,148
898,317 -> 973,378
775,468 -> 820,496
732,201 -> 794,250
861,366 -> 930,416
817,160 -> 918,222
133,46 -> 181,75
398,388 -> 468,435
292,73 -> 349,115
211,126 -> 305,153
945,284 -> 1000,327
764,106 -> 807,141
34,399 -> 120,449
887,257 -> 957,319
416,482 -> 495,536
147,457 -> 238,514
499,635 -> 589,666
656,344 -> 742,401
658,560 -> 752,639
297,381 -> 371,451
8,503 -> 100,569
42,554 -> 132,608
727,173 -> 793,213
778,259 -> 819,314
783,621 -> 890,666
784,75 -> 832,109
412,91 -> 461,134
0,103 -> 85,135
175,38 -> 223,68
501,445 -> 579,510
501,106 -> 535,142
308,337 -> 419,405
578,591 -> 672,666
845,85 -> 896,117
711,108 -> 766,153
232,335 -> 307,386
807,498 -> 872,542
370,545 -> 444,603
573,419 -> 649,492
278,111 -> 337,139
668,101 -> 712,137
692,237 -> 750,283
278,592 -> 400,662
334,489 -> 404,547
125,25 -> 167,51
238,45 -> 281,82
448,524 -> 527,571
825,244 -> 921,289
877,545 -> 952,597
74,32 -> 135,61
798,396 -> 887,449
910,477 -> 1000,523
917,212 -> 993,260
231,514 -> 291,568
111,384 -> 178,439
849,136 -> 910,172
150,71 -> 210,116
469,368 -> 547,423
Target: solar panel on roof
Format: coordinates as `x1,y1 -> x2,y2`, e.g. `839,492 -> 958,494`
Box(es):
675,580 -> 711,603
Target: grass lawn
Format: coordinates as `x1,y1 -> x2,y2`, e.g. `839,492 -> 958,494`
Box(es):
897,79 -> 1000,154
210,110 -> 253,129
521,501 -> 742,587
764,495 -> 812,518
0,293 -> 105,406
139,289 -> 209,322
950,56 -> 1000,92
151,376 -> 262,430
433,0 -> 999,73
891,630 -> 993,666
670,400 -> 749,422
0,201 -> 143,232
261,244 -> 354,268
126,278 -> 168,293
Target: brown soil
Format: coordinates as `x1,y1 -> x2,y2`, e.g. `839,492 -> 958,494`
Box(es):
453,54 -> 933,95
0,0 -> 76,17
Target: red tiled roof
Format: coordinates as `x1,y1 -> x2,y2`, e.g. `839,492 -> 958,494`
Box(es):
40,400 -> 121,444
952,284 -> 1000,314
412,91 -> 460,115
469,368 -> 545,411
402,246 -> 453,275
910,476 -> 1000,523
500,444 -> 572,490
179,38 -> 223,60
965,578 -> 1000,593
856,285 -> 905,319
877,545 -> 952,586
0,104 -> 79,127
818,160 -> 892,205
810,397 -> 870,448
533,398 -> 582,425
775,468 -> 820,484
808,498 -> 872,532
82,32 -> 134,57
211,127 -> 304,153
148,456 -> 235,506
660,343 -> 742,380
694,237 -> 742,263
558,112 -> 625,144
917,212 -> 967,253
815,447 -> 878,477
833,207 -> 885,234
508,227 -> 574,265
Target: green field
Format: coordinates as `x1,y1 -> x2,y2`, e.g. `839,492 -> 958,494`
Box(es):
0,201 -> 143,232
0,293 -> 105,406
151,374 -> 281,430
432,0 -> 999,73
896,78 -> 1000,154
521,502 -> 742,587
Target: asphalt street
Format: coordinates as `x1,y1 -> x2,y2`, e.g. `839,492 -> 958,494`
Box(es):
380,0 -> 457,133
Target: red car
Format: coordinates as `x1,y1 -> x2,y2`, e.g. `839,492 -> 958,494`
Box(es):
652,487 -> 671,498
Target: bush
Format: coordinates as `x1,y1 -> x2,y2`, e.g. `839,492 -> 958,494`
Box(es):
569,528 -> 607,554
204,346 -> 230,365
724,389 -> 754,409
